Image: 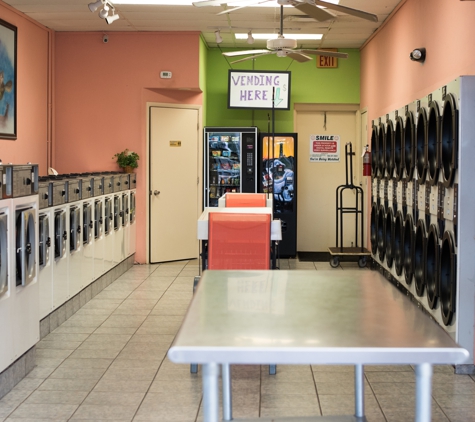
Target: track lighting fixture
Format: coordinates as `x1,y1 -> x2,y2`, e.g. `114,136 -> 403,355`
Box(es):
88,0 -> 103,13
410,47 -> 426,63
88,0 -> 120,24
215,30 -> 223,44
247,31 -> 254,45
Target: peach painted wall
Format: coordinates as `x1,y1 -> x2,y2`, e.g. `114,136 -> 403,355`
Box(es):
54,32 -> 203,263
0,2 -> 50,169
361,0 -> 475,129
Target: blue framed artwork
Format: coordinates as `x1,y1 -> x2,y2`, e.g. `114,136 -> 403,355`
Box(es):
0,18 -> 17,140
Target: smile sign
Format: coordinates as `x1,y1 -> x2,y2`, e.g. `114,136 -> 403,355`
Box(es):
228,70 -> 291,110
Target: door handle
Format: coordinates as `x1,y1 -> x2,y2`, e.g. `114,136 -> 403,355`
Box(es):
153,190 -> 160,196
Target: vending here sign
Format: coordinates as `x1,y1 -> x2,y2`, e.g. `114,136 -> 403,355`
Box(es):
309,135 -> 340,162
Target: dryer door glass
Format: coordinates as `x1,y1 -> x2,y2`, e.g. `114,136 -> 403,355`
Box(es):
54,210 -> 67,259
25,209 -> 37,283
94,200 -> 103,239
83,203 -> 93,245
105,198 -> 111,235
130,192 -> 136,224
70,206 -> 80,252
0,212 -> 8,294
122,194 -> 129,227
15,208 -> 36,286
114,196 -> 120,231
39,214 -> 51,267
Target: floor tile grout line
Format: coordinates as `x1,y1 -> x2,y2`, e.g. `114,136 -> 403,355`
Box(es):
310,364 -> 323,417
364,368 -> 388,422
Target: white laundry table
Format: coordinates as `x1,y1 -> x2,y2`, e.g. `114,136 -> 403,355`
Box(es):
168,270 -> 469,422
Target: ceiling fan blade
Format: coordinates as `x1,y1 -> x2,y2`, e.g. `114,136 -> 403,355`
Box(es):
313,0 -> 378,22
286,52 -> 312,62
293,2 -> 336,21
298,49 -> 348,59
192,1 -> 224,6
230,52 -> 275,64
223,49 -> 270,57
217,0 -> 273,15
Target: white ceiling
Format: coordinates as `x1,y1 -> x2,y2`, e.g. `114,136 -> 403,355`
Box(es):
3,0 -> 402,49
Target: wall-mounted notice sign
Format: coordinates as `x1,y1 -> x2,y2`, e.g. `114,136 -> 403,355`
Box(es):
228,70 -> 291,110
309,134 -> 341,162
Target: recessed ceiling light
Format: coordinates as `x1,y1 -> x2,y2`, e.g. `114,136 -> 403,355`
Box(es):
235,33 -> 323,40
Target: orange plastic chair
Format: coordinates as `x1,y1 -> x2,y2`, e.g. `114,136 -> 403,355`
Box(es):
208,212 -> 270,270
225,193 -> 266,208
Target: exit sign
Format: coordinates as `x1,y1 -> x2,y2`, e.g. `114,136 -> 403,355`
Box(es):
317,49 -> 339,68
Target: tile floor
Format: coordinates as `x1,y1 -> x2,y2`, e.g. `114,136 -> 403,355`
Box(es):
0,259 -> 474,422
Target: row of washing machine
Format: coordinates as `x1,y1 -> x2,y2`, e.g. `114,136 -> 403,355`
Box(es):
0,163 -> 40,373
369,76 -> 475,364
37,171 -> 137,321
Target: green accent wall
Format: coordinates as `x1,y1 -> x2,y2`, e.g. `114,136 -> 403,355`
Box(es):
205,48 -> 360,132
199,36 -> 208,124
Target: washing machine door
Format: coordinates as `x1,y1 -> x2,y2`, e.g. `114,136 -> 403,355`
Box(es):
394,116 -> 404,181
377,205 -> 386,261
385,208 -> 394,268
404,110 -> 415,181
370,203 -> 378,255
440,230 -> 456,326
427,101 -> 440,185
441,94 -> 458,188
54,210 -> 67,259
414,219 -> 427,297
426,224 -> 440,309
70,206 -> 81,252
377,122 -> 386,178
113,195 -> 121,231
416,108 -> 428,184
0,212 -> 8,294
83,203 -> 93,245
403,213 -> 415,285
105,197 -> 112,235
371,125 -> 378,178
39,214 -> 51,267
15,208 -> 37,286
385,120 -> 395,179
121,194 -> 129,227
130,192 -> 136,224
394,211 -> 405,276
94,200 -> 103,239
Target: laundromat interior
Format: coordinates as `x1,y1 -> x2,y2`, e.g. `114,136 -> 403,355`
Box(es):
2,0 -> 475,420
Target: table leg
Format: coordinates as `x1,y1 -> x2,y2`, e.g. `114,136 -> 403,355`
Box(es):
222,364 -> 233,421
202,363 -> 220,422
415,363 -> 432,422
354,364 -> 364,418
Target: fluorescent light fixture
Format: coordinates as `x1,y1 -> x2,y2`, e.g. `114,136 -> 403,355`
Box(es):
235,33 -> 323,40
111,0 -> 339,5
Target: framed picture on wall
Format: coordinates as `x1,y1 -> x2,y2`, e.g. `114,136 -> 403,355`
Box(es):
0,18 -> 17,140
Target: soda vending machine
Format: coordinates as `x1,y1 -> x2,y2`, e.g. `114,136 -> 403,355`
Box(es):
204,127 -> 258,207
260,133 -> 297,257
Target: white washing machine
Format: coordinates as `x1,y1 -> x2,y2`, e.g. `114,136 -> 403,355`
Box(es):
129,182 -> 136,256
102,174 -> 115,272
9,164 -> 40,360
113,191 -> 123,265
121,190 -> 130,259
91,174 -> 105,280
38,177 -> 54,319
0,164 -> 13,372
82,198 -> 94,289
51,178 -> 69,310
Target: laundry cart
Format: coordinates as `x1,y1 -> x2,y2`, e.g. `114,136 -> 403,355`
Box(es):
329,142 -> 371,268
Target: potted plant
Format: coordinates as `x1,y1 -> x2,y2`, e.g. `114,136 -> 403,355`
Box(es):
113,149 -> 139,173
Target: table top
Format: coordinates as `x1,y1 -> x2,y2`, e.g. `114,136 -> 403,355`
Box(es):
168,270 -> 469,365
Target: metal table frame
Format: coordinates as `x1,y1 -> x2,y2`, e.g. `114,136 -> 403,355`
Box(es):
169,270 -> 469,422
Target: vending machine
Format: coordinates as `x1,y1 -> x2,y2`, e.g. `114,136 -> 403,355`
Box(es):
260,133 -> 298,257
203,127 -> 258,207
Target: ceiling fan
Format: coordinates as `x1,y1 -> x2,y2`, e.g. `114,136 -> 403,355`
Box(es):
193,0 -> 378,23
221,5 -> 349,64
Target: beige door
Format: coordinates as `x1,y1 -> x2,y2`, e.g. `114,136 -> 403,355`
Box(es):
295,106 -> 363,251
149,106 -> 199,262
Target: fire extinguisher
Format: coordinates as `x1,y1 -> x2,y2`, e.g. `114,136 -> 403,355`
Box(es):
363,145 -> 371,176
